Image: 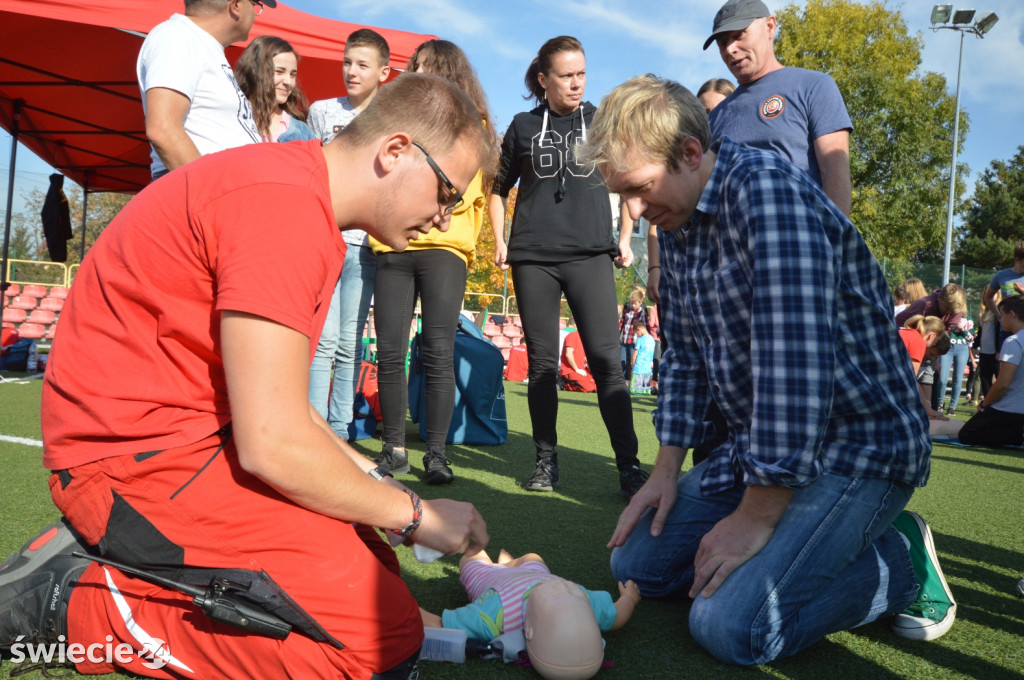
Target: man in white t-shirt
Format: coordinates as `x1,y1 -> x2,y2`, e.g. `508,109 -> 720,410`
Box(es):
137,0 -> 272,179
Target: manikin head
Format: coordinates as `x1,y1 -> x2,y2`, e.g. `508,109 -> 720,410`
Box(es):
524,579 -> 604,680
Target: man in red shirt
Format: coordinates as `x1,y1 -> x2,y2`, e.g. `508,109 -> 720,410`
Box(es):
1,74 -> 493,680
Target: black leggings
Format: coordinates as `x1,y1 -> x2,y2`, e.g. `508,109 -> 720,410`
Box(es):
511,256 -> 639,470
374,249 -> 467,448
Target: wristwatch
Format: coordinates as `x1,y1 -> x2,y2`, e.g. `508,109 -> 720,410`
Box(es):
367,465 -> 393,481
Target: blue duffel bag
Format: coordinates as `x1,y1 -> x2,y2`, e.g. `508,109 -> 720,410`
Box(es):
408,317 -> 508,445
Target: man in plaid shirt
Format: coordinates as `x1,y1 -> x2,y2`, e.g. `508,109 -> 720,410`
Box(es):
583,75 -> 955,665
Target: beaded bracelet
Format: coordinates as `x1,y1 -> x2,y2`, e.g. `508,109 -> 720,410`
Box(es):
391,488 -> 422,539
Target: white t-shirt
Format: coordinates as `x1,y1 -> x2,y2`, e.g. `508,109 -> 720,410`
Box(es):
308,97 -> 367,247
137,14 -> 260,177
996,330 -> 1024,414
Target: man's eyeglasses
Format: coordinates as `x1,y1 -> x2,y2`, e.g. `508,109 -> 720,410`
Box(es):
248,0 -> 264,16
411,141 -> 464,216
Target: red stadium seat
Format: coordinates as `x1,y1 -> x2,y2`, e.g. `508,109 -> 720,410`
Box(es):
490,335 -> 512,349
28,309 -> 56,325
46,325 -> 58,340
4,284 -> 20,297
17,323 -> 46,339
39,297 -> 65,312
500,347 -> 511,362
483,323 -> 502,338
502,325 -> 523,338
3,308 -> 27,324
512,315 -> 523,327
10,296 -> 37,310
21,284 -> 48,298
48,286 -> 70,299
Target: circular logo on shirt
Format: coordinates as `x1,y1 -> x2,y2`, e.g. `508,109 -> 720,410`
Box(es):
760,95 -> 786,119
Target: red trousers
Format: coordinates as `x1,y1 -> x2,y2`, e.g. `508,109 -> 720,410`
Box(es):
50,429 -> 422,679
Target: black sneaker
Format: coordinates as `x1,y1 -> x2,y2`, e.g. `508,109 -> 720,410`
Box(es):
0,519 -> 92,655
375,443 -> 410,475
423,447 -> 454,485
619,465 -> 649,499
526,453 -> 559,492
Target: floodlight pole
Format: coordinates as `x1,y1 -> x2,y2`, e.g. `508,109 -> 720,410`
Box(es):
942,30 -> 965,286
930,6 -> 998,285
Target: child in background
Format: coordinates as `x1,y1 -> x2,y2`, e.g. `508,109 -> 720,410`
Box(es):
630,320 -> 655,395
977,290 -> 1001,400
958,295 -> 1024,448
618,286 -> 649,381
899,315 -> 960,438
306,29 -> 390,440
234,35 -> 317,143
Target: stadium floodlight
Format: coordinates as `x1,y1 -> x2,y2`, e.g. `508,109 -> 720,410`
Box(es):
951,9 -> 976,25
975,11 -> 999,34
931,4 -> 952,23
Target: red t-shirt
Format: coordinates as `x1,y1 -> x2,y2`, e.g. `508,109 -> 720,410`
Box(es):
559,331 -> 587,376
42,141 -> 344,469
899,328 -> 926,364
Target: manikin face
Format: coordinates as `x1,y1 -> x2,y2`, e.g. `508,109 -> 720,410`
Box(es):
343,46 -> 389,100
537,50 -> 586,116
716,16 -> 777,84
604,139 -> 706,232
272,51 -> 298,106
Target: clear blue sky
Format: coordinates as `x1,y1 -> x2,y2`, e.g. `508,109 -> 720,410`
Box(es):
4,0 -> 1023,221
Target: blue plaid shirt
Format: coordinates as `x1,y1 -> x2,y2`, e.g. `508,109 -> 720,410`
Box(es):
656,137 -> 930,494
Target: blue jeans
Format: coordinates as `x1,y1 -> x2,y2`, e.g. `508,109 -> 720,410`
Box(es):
309,244 -> 376,438
610,461 -> 918,665
934,342 -> 970,411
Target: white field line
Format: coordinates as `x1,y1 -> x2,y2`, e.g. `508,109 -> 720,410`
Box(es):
0,434 -> 43,447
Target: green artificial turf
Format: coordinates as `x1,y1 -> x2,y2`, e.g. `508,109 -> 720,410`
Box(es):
1,379 -> 1022,679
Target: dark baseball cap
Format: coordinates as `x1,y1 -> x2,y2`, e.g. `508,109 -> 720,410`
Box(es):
260,0 -> 278,7
703,0 -> 771,50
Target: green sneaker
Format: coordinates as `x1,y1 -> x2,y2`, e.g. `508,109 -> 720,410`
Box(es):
891,511 -> 956,640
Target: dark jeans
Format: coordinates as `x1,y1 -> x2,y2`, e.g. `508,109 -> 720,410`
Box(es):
511,256 -> 639,471
979,353 -> 999,398
958,406 -> 1024,448
374,249 -> 466,448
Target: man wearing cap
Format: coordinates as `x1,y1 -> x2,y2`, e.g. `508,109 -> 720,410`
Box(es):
137,0 -> 269,180
704,0 -> 852,215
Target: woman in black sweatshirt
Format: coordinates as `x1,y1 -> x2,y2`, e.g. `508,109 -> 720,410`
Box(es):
488,35 -> 646,498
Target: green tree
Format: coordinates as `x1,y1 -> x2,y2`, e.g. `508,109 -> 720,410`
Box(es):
775,0 -> 966,261
7,186 -> 131,266
954,145 -> 1024,269
2,210 -> 45,261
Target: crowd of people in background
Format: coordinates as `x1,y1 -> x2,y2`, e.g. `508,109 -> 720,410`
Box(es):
4,1 -> 1022,679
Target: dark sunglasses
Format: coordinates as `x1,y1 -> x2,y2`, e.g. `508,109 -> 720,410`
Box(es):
411,141 -> 464,216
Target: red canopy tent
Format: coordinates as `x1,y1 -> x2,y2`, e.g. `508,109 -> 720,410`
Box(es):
0,0 -> 434,193
0,0 -> 434,312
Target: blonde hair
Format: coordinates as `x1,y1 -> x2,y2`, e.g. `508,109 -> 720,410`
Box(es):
628,288 -> 645,305
904,315 -> 950,355
580,74 -> 711,173
937,283 -> 967,316
696,78 -> 735,99
900,278 -> 927,305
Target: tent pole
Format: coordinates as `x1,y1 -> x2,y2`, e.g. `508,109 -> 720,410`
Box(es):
79,172 -> 89,264
1,100 -> 23,318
